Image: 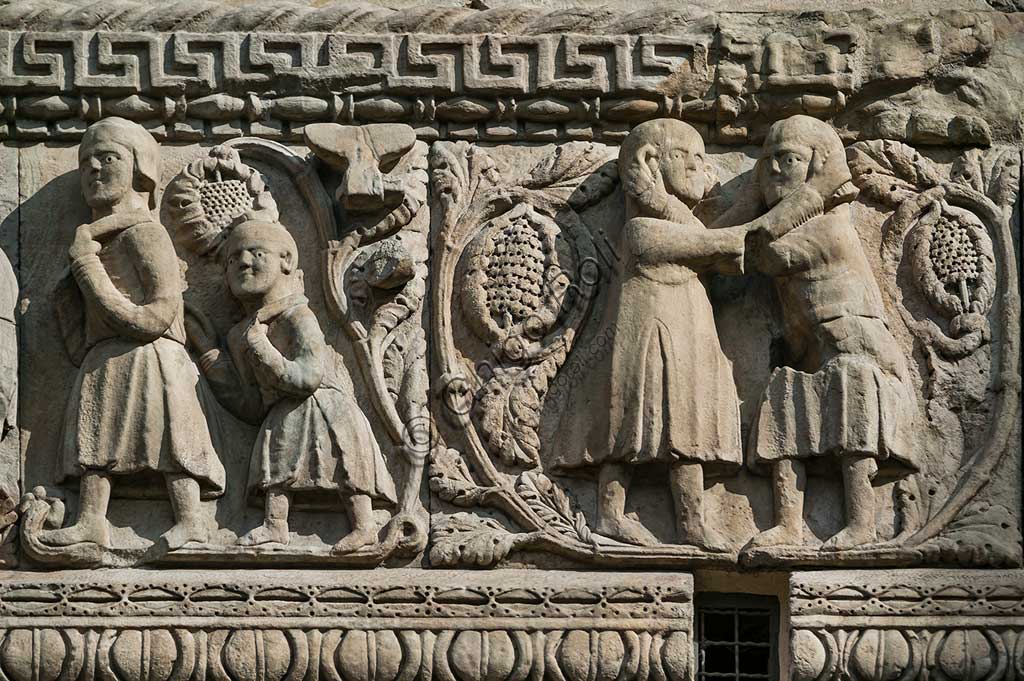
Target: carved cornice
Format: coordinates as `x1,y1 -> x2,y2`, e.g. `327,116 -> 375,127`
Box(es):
789,570 -> 1024,680
0,6 -> 1013,144
0,569 -> 694,681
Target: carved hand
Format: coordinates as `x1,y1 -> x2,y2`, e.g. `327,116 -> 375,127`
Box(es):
184,305 -> 218,356
68,225 -> 100,261
625,145 -> 671,217
245,319 -> 270,349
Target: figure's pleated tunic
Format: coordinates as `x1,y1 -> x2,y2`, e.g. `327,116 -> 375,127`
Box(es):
56,212 -> 225,496
551,215 -> 743,473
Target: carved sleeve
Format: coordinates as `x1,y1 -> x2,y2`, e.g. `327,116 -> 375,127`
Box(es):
626,218 -> 746,274
247,308 -> 326,398
199,346 -> 265,425
745,219 -> 828,276
70,223 -> 180,342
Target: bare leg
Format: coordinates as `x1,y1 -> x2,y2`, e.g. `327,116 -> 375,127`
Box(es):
332,494 -> 379,555
822,455 -> 878,551
238,489 -> 291,546
670,462 -> 730,552
39,470 -> 112,547
162,474 -> 210,549
595,463 -> 658,546
745,459 -> 806,548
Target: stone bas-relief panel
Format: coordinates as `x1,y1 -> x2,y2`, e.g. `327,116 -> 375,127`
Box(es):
429,118 -> 1021,570
0,100 -> 1018,573
14,117 -> 430,568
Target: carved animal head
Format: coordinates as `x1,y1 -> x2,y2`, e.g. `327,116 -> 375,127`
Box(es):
304,123 -> 417,211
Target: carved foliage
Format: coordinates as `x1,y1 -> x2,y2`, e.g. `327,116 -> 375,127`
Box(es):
429,140 -> 616,566
166,145 -> 278,255
847,140 -> 1021,567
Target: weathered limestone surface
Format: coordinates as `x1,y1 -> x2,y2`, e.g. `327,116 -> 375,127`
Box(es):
0,0 -> 1020,678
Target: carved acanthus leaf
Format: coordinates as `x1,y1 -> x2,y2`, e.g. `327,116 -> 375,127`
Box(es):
475,337 -> 570,469
428,447 -> 504,508
515,472 -> 594,546
846,140 -> 941,207
429,513 -> 523,568
919,503 -> 1021,567
521,142 -> 618,210
951,146 -> 1021,217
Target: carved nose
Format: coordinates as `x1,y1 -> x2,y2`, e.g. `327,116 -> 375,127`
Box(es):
341,166 -> 385,211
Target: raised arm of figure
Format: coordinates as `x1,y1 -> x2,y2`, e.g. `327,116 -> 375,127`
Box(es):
246,307 -> 326,398
626,217 -> 749,275
71,222 -> 179,342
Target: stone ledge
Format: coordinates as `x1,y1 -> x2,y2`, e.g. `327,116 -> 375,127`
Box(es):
0,569 -> 694,681
789,569 -> 1024,680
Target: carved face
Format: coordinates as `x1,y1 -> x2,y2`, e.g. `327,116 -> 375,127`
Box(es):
759,142 -> 813,208
659,145 -> 708,206
79,141 -> 135,210
224,230 -> 290,302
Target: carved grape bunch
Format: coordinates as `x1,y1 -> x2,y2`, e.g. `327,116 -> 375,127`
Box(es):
483,217 -> 547,327
463,203 -> 571,361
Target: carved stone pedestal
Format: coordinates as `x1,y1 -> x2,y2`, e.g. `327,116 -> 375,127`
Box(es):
790,570 -> 1024,680
0,569 -> 694,681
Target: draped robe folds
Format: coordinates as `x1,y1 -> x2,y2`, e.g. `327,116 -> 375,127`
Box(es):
201,294 -> 397,507
745,206 -> 918,475
54,211 -> 225,497
550,211 -> 745,474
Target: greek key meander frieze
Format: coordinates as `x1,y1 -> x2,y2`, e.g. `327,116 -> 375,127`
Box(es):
0,6 -> 1015,146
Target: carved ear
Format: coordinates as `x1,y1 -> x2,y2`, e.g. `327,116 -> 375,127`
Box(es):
280,249 -> 297,275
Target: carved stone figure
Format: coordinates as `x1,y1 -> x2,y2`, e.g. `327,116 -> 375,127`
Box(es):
188,219 -> 397,553
714,115 -> 918,552
552,120 -> 747,550
45,117 -> 224,550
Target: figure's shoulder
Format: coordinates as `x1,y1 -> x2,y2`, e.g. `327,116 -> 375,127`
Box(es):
122,220 -> 174,252
277,301 -> 326,343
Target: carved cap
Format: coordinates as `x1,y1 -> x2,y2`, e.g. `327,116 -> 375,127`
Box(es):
80,117 -> 160,208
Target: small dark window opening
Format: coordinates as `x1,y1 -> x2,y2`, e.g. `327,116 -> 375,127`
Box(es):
695,594 -> 778,681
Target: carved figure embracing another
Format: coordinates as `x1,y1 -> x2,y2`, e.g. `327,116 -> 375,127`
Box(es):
186,219 -> 397,554
712,115 -> 918,552
552,119 -> 748,550
48,117 -> 225,550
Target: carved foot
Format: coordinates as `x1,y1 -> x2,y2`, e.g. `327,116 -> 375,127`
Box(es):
821,524 -> 876,551
331,526 -> 378,555
37,518 -> 111,548
743,524 -> 802,551
596,515 -> 659,547
237,520 -> 289,547
681,522 -> 732,553
161,521 -> 210,550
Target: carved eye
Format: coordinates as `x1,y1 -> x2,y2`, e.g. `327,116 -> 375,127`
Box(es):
102,154 -> 118,165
